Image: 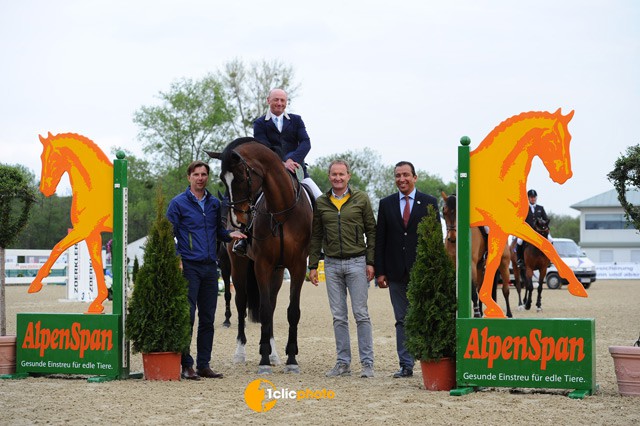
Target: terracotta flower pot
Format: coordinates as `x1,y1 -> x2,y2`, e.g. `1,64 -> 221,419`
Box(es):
0,335 -> 17,375
609,345 -> 640,397
419,357 -> 456,391
142,352 -> 181,381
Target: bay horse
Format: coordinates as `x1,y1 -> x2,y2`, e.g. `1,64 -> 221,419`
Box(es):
442,192 -> 515,318
29,133 -> 112,314
207,137 -> 313,374
216,191 -> 233,328
508,238 -> 525,309
522,217 -> 551,312
470,109 -> 587,318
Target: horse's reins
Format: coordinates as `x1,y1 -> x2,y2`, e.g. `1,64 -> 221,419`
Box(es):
226,150 -> 305,267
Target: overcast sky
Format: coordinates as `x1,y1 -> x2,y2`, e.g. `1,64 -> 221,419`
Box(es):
1,1 -> 638,216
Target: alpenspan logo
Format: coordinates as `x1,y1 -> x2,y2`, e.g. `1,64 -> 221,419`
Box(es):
243,379 -> 336,413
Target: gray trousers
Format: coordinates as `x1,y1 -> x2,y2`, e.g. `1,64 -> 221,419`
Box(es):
324,256 -> 374,366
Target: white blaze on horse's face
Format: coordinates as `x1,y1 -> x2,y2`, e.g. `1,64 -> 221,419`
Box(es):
223,171 -> 243,228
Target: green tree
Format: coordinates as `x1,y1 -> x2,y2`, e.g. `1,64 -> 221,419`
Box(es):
405,206 -> 457,361
548,213 -> 579,241
219,58 -> 299,138
125,192 -> 191,354
10,193 -> 72,249
133,75 -> 232,181
0,164 -> 36,335
608,144 -> 640,231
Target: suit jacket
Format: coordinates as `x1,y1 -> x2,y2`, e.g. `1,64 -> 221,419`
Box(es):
374,190 -> 440,283
525,204 -> 548,227
253,113 -> 311,177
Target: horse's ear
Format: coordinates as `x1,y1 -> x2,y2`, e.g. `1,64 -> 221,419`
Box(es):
205,150 -> 221,159
564,110 -> 575,121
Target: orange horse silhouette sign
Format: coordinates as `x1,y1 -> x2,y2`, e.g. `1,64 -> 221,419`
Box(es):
29,133 -> 113,314
469,109 -> 588,318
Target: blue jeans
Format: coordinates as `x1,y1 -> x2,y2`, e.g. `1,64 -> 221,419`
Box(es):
388,279 -> 414,369
181,260 -> 218,369
324,256 -> 374,366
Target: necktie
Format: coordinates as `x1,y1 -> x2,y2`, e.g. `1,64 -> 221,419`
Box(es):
403,195 -> 411,227
274,116 -> 281,131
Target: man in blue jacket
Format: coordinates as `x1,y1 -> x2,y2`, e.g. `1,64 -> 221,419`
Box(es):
167,160 -> 246,380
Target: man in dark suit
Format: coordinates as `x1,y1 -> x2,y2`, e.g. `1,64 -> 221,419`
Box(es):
374,161 -> 440,378
516,189 -> 550,269
234,88 -> 322,256
253,88 -> 321,197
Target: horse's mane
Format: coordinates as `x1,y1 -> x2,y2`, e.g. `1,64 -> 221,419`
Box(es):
483,109 -> 574,144
219,137 -> 278,172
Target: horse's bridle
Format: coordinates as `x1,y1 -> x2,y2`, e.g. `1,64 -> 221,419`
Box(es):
224,149 -> 303,236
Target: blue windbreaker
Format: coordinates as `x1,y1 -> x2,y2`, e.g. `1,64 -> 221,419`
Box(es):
166,187 -> 231,262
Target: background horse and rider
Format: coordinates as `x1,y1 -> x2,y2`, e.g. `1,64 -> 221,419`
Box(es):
520,216 -> 552,312
207,137 -> 313,374
442,192 -> 520,318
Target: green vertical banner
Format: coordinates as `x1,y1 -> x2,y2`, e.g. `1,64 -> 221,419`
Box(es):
112,151 -> 129,379
457,137 -> 471,319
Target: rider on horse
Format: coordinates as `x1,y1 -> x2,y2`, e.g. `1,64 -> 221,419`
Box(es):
233,88 -> 321,256
516,189 -> 551,270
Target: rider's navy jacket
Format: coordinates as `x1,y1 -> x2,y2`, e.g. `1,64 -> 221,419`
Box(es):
166,187 -> 231,262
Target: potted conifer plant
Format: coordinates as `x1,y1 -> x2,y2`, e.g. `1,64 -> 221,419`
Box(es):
607,145 -> 640,396
0,165 -> 35,376
125,193 -> 191,381
405,206 -> 457,391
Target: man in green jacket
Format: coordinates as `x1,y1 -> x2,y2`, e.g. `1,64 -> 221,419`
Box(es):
308,159 -> 377,379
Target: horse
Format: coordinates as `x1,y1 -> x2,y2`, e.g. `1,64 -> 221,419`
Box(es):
522,217 -> 551,312
469,109 -> 587,318
29,133 -> 112,314
207,137 -> 313,374
508,238 -> 525,309
442,192 -> 515,318
216,191 -> 233,328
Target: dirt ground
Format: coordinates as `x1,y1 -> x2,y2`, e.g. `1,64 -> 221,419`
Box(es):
1,279 -> 639,425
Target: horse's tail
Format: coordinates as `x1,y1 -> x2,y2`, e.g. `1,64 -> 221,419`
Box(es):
246,260 -> 261,323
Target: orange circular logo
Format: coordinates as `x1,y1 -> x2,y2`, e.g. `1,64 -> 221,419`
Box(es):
244,379 -> 278,412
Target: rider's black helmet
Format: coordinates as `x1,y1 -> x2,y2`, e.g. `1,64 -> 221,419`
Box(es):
527,189 -> 537,197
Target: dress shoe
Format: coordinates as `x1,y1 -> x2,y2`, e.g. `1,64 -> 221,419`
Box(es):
393,366 -> 413,378
196,367 -> 224,379
181,366 -> 201,381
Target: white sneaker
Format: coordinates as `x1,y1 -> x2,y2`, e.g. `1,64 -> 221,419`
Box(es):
325,362 -> 351,377
360,363 -> 374,378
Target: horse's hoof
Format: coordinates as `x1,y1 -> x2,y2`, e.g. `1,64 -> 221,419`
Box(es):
233,355 -> 246,364
269,355 -> 281,366
284,364 -> 300,374
506,312 -> 513,318
537,307 -> 543,313
86,303 -> 105,314
28,282 -> 43,293
483,309 -> 506,318
222,320 -> 231,328
567,283 -> 588,298
258,365 -> 272,375
517,305 -> 525,311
